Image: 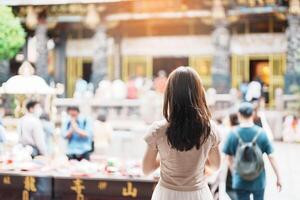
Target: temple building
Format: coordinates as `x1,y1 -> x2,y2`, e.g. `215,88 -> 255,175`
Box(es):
1,0 -> 299,103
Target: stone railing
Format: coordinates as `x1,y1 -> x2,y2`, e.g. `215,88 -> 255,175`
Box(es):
53,88 -> 240,123
275,88 -> 300,113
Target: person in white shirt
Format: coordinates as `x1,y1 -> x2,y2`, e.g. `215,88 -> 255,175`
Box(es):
112,79 -> 127,99
246,78 -> 262,102
18,100 -> 47,157
0,108 -> 7,144
93,112 -> 112,155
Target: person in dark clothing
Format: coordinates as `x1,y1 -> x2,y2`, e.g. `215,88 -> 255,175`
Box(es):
225,113 -> 239,200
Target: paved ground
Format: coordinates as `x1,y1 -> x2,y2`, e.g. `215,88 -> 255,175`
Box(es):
264,142 -> 300,200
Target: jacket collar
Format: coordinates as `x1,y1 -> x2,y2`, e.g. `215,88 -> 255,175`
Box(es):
239,122 -> 255,128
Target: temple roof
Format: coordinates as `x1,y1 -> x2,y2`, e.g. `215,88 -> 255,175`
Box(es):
0,0 -> 131,6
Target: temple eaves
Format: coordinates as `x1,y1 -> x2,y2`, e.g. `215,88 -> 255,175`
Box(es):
0,0 -> 132,6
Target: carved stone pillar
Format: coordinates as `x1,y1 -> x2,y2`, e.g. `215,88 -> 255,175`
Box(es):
91,26 -> 108,88
55,31 -> 67,94
35,23 -> 48,79
285,15 -> 300,93
114,37 -> 122,80
212,21 -> 231,93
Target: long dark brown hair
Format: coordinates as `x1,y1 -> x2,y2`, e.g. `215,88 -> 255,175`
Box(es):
163,67 -> 211,151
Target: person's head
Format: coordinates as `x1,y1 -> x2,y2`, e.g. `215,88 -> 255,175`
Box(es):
158,70 -> 166,78
238,102 -> 254,122
26,100 -> 42,117
293,115 -> 298,121
229,113 -> 239,127
163,66 -> 211,151
254,76 -> 261,83
67,106 -> 80,119
97,111 -> 107,123
40,113 -> 50,121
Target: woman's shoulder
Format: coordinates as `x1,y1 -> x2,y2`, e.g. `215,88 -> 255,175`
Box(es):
147,120 -> 168,138
152,119 -> 168,127
150,119 -> 168,133
144,120 -> 168,149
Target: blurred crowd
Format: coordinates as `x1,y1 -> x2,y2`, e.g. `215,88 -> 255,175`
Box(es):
0,70 -> 299,162
73,70 -> 168,100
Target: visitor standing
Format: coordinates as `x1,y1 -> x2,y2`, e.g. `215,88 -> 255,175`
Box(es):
93,112 -> 113,155
143,67 -> 221,200
246,78 -> 262,102
62,106 -> 93,161
18,100 -> 47,157
154,70 -> 168,94
239,80 -> 249,101
223,102 -> 281,200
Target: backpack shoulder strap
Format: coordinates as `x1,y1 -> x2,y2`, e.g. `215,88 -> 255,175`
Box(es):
252,128 -> 263,143
233,128 -> 244,145
66,120 -> 71,130
83,118 -> 87,129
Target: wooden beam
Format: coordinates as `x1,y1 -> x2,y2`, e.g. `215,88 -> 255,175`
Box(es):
106,10 -> 212,21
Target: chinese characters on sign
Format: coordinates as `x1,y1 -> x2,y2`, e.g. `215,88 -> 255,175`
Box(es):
71,179 -> 85,200
23,176 -> 37,200
98,181 -> 108,191
3,176 -> 11,185
122,182 -> 138,198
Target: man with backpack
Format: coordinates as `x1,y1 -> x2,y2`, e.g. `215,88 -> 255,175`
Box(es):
62,106 -> 93,161
223,102 -> 282,200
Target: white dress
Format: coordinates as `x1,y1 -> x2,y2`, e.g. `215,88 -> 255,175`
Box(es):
152,183 -> 213,200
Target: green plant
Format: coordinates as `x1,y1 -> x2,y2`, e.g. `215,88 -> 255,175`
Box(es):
0,6 -> 25,60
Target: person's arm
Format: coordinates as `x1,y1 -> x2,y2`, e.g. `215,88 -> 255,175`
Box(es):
72,120 -> 90,138
218,156 -> 232,200
33,121 -> 47,156
65,130 -> 73,139
222,130 -> 238,172
142,146 -> 160,176
74,127 -> 88,137
268,154 -> 282,191
206,121 -> 222,172
143,122 -> 160,176
62,120 -> 73,139
207,146 -> 221,171
226,155 -> 234,172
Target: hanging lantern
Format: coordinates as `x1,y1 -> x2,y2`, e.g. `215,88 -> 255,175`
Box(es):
84,4 -> 101,30
26,6 -> 38,29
